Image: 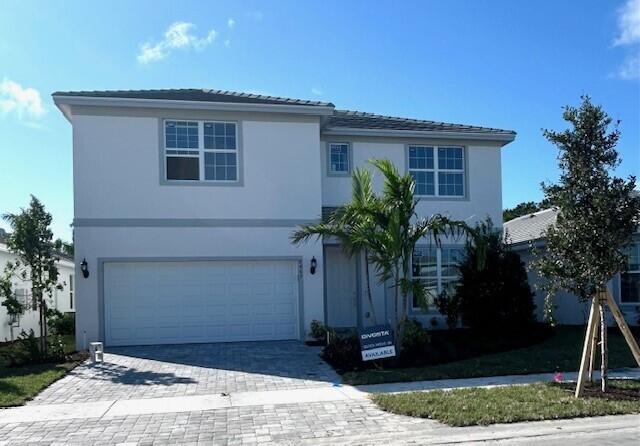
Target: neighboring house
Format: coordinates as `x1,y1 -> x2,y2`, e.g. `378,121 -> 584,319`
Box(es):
53,88 -> 515,349
0,231 -> 75,342
504,208 -> 639,326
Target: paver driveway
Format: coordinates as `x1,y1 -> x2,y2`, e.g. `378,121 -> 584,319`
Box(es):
31,341 -> 341,405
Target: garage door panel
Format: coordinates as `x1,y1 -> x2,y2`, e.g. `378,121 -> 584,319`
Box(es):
104,260 -> 300,346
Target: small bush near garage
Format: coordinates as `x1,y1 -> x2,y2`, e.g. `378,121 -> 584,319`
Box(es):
0,333 -> 82,407
0,330 -> 71,367
47,309 -> 75,336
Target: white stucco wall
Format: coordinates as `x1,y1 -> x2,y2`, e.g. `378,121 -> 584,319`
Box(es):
73,112 -> 322,219
321,137 -> 504,328
70,109 -> 325,349
0,246 -> 75,343
321,138 -> 503,225
67,105 -> 512,346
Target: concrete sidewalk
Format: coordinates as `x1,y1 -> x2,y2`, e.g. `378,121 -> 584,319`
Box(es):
2,368 -> 638,425
356,367 -> 640,394
0,385 -> 366,424
299,413 -> 640,445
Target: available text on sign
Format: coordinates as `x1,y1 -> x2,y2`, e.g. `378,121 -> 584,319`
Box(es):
358,325 -> 396,361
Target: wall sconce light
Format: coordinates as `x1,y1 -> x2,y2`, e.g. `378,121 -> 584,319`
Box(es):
80,258 -> 89,278
310,256 -> 317,275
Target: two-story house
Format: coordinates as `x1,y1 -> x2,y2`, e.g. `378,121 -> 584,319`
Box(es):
53,89 -> 515,349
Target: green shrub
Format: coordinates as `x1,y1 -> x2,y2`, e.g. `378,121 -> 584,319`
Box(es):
322,330 -> 362,372
0,329 -> 68,367
434,291 -> 461,329
400,319 -> 430,361
0,330 -> 42,367
309,319 -> 328,343
47,310 -> 75,335
46,334 -> 67,362
452,219 -> 536,334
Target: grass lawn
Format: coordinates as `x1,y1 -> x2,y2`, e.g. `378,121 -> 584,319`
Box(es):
372,380 -> 640,426
0,335 -> 80,407
344,326 -> 639,385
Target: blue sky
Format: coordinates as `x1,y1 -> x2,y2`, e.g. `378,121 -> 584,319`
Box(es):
0,0 -> 638,241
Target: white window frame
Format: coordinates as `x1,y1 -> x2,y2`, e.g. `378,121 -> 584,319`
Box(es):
327,142 -> 351,176
407,145 -> 466,198
411,245 -> 464,312
163,119 -> 240,184
620,241 -> 640,306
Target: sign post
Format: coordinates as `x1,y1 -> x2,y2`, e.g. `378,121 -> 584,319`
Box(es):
358,325 -> 396,361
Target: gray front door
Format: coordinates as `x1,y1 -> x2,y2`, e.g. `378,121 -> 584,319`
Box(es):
325,246 -> 358,328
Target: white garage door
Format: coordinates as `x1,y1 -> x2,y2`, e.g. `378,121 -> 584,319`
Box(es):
103,260 -> 300,346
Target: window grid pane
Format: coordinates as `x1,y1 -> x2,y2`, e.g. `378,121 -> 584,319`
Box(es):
329,144 -> 349,173
438,172 -> 464,196
165,121 -> 199,149
411,171 -> 435,196
204,152 -> 237,181
412,246 -> 438,279
412,246 -> 463,309
441,247 -> 464,278
409,146 -> 434,170
626,242 -> 640,271
621,272 -> 640,303
204,122 -> 236,150
438,147 -> 464,170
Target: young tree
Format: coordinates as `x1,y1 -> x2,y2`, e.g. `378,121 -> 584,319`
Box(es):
2,196 -> 63,354
293,159 -> 477,352
533,96 -> 640,395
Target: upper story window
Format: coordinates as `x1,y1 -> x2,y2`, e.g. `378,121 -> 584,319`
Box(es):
621,241 -> 639,305
408,146 -> 465,197
164,120 -> 239,182
328,142 -> 350,175
412,245 -> 464,310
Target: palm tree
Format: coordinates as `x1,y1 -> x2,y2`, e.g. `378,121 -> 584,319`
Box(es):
363,159 -> 478,350
292,159 -> 479,352
292,167 -> 380,324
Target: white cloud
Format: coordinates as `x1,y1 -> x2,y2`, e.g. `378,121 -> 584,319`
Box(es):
0,79 -> 46,120
311,87 -> 324,96
224,39 -> 231,47
138,22 -> 217,64
227,18 -> 236,29
618,53 -> 640,80
614,0 -> 640,46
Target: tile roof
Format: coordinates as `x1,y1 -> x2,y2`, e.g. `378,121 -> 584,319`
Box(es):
52,89 -> 515,136
52,89 -> 334,107
503,208 -> 559,245
325,110 -> 515,135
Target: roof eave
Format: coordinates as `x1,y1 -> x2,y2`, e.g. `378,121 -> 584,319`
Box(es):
321,127 -> 516,144
52,95 -> 336,117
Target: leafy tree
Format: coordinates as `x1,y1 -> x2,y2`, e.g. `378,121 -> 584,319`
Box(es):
503,197 -> 558,223
293,159 -> 478,352
54,239 -> 74,257
443,219 -> 535,332
2,196 -> 63,354
503,201 -> 541,222
533,96 -> 640,392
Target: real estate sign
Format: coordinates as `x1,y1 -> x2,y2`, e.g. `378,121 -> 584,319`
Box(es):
358,325 -> 396,361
